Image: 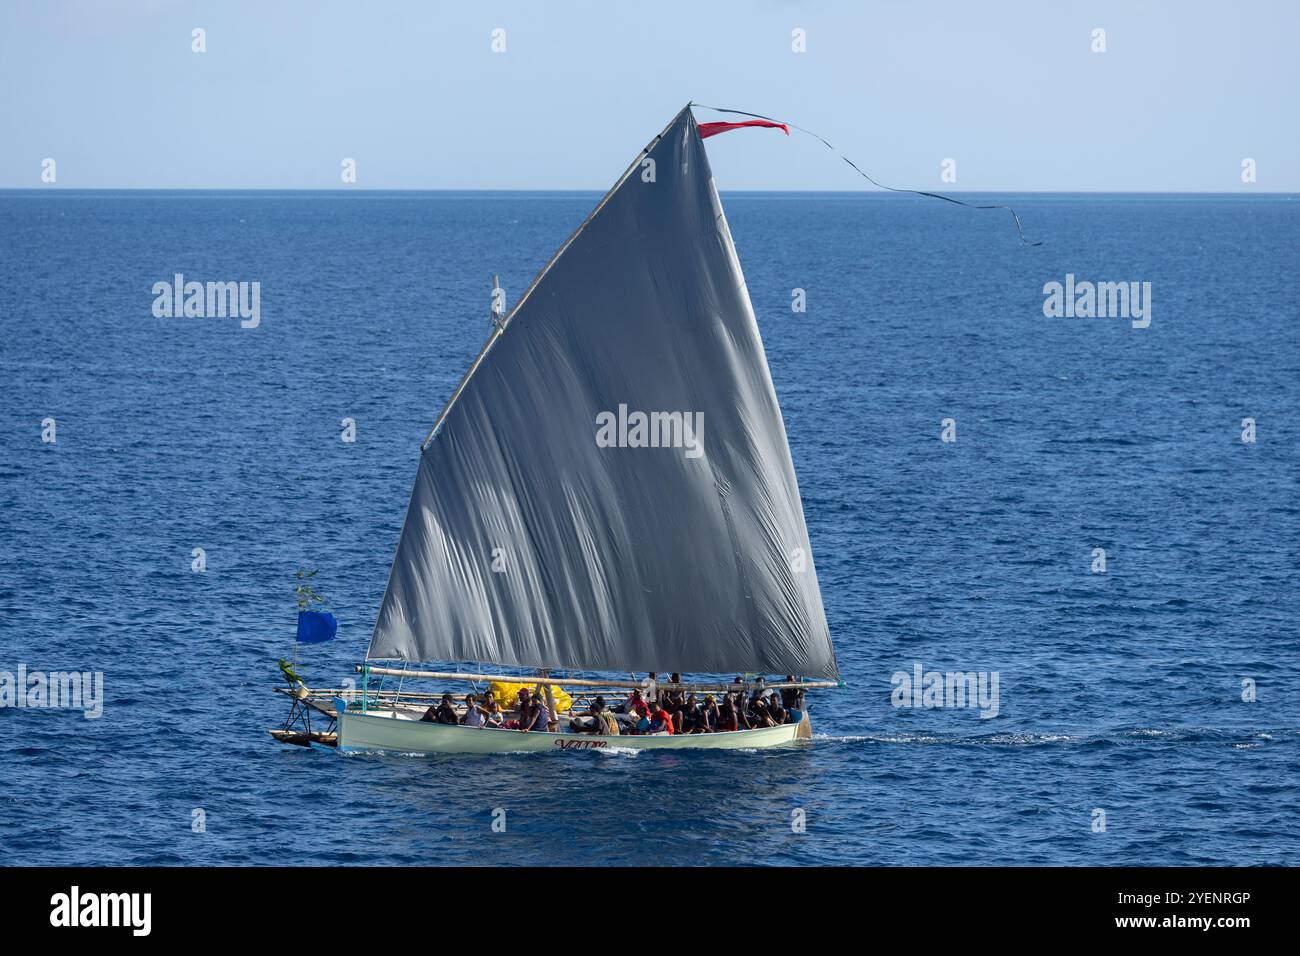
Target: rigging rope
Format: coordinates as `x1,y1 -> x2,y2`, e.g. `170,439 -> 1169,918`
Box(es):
692,103 -> 1043,246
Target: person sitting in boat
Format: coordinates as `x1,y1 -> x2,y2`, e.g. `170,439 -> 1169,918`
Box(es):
749,696 -> 777,728
460,693 -> 486,728
530,697 -> 551,733
730,692 -> 754,730
665,672 -> 683,698
643,673 -> 658,705
511,688 -> 530,727
615,687 -> 645,714
631,690 -> 650,718
693,695 -> 719,734
569,697 -> 603,734
517,689 -> 549,733
584,696 -> 619,736
673,692 -> 698,733
484,699 -> 505,728
615,689 -> 649,731
767,693 -> 788,726
597,699 -> 620,736
663,673 -> 685,711
647,702 -> 674,735
421,692 -> 459,724
628,706 -> 651,735
688,692 -> 704,730
718,694 -> 740,732
781,676 -> 804,712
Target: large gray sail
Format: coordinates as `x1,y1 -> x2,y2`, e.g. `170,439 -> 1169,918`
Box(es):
367,104 -> 837,679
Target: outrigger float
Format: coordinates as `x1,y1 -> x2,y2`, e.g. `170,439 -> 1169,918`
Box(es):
272,104 -> 841,755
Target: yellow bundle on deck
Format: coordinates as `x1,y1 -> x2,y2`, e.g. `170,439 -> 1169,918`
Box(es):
487,681 -> 572,714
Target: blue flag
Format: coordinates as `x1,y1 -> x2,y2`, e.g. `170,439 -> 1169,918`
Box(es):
296,610 -> 337,644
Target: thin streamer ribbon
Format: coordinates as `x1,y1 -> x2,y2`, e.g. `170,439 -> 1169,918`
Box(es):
693,103 -> 1043,246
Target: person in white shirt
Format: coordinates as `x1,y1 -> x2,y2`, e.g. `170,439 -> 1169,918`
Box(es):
460,693 -> 486,728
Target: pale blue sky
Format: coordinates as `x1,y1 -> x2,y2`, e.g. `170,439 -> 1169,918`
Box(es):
1,0 -> 1295,190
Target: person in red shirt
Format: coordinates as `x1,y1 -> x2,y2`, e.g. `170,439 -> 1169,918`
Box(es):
648,702 -> 675,734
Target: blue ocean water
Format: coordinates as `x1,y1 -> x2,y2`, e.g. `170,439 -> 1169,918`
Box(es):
1,190 -> 1297,866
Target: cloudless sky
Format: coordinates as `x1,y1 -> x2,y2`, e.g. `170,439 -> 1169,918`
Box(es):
1,0 -> 1295,190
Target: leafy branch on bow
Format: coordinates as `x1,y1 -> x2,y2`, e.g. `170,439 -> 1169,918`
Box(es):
294,568 -> 329,612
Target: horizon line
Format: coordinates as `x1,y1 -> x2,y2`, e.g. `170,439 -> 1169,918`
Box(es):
1,187 -> 1295,196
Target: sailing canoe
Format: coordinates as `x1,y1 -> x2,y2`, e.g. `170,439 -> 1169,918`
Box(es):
282,104 -> 840,754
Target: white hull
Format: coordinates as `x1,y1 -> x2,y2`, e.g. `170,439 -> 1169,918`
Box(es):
336,709 -> 810,754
